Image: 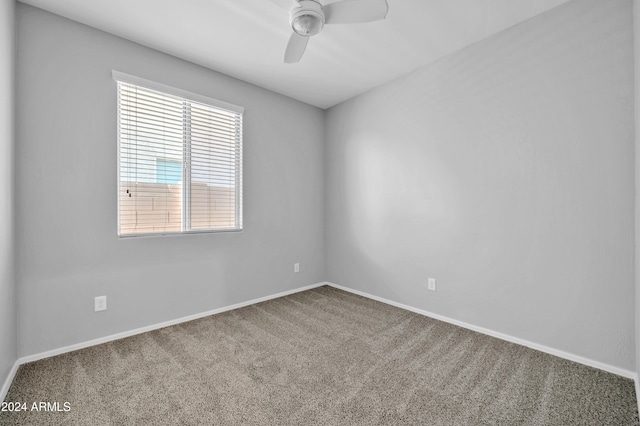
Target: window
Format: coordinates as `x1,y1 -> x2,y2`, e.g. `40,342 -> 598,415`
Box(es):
114,72 -> 243,236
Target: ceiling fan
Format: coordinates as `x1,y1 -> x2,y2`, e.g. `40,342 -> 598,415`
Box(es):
270,0 -> 389,63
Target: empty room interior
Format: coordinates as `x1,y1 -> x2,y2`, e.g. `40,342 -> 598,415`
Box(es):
2,0 -> 640,423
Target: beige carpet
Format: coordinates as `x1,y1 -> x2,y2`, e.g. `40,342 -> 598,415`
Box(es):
1,286 -> 638,425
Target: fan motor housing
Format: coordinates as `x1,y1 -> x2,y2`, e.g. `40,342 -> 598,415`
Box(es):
290,0 -> 325,36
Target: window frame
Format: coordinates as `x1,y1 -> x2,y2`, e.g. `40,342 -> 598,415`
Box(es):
113,71 -> 244,238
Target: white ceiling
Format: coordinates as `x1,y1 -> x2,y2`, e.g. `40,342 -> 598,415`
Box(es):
18,0 -> 571,109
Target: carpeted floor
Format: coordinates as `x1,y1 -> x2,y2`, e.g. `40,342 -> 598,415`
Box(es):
1,286 -> 638,425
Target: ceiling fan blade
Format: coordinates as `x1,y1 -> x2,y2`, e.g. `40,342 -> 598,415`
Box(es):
268,0 -> 296,9
324,0 -> 388,24
284,32 -> 309,63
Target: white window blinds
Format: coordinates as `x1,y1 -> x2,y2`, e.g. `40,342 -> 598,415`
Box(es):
114,72 -> 243,236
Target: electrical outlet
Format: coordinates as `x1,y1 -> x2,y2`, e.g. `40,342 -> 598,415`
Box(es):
428,278 -> 436,291
294,263 -> 300,273
95,295 -> 107,312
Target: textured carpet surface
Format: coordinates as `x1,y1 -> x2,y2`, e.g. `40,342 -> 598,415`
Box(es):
1,286 -> 638,425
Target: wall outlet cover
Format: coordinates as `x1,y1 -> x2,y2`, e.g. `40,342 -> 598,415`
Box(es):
428,278 -> 436,291
95,295 -> 107,312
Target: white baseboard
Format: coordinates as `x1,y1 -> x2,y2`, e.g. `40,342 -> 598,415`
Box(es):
19,282 -> 326,365
326,282 -> 636,380
10,280 -> 637,387
1,360 -> 20,402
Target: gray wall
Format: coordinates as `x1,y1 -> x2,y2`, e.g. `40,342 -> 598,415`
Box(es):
0,0 -> 16,391
325,0 -> 635,371
16,4 -> 325,357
